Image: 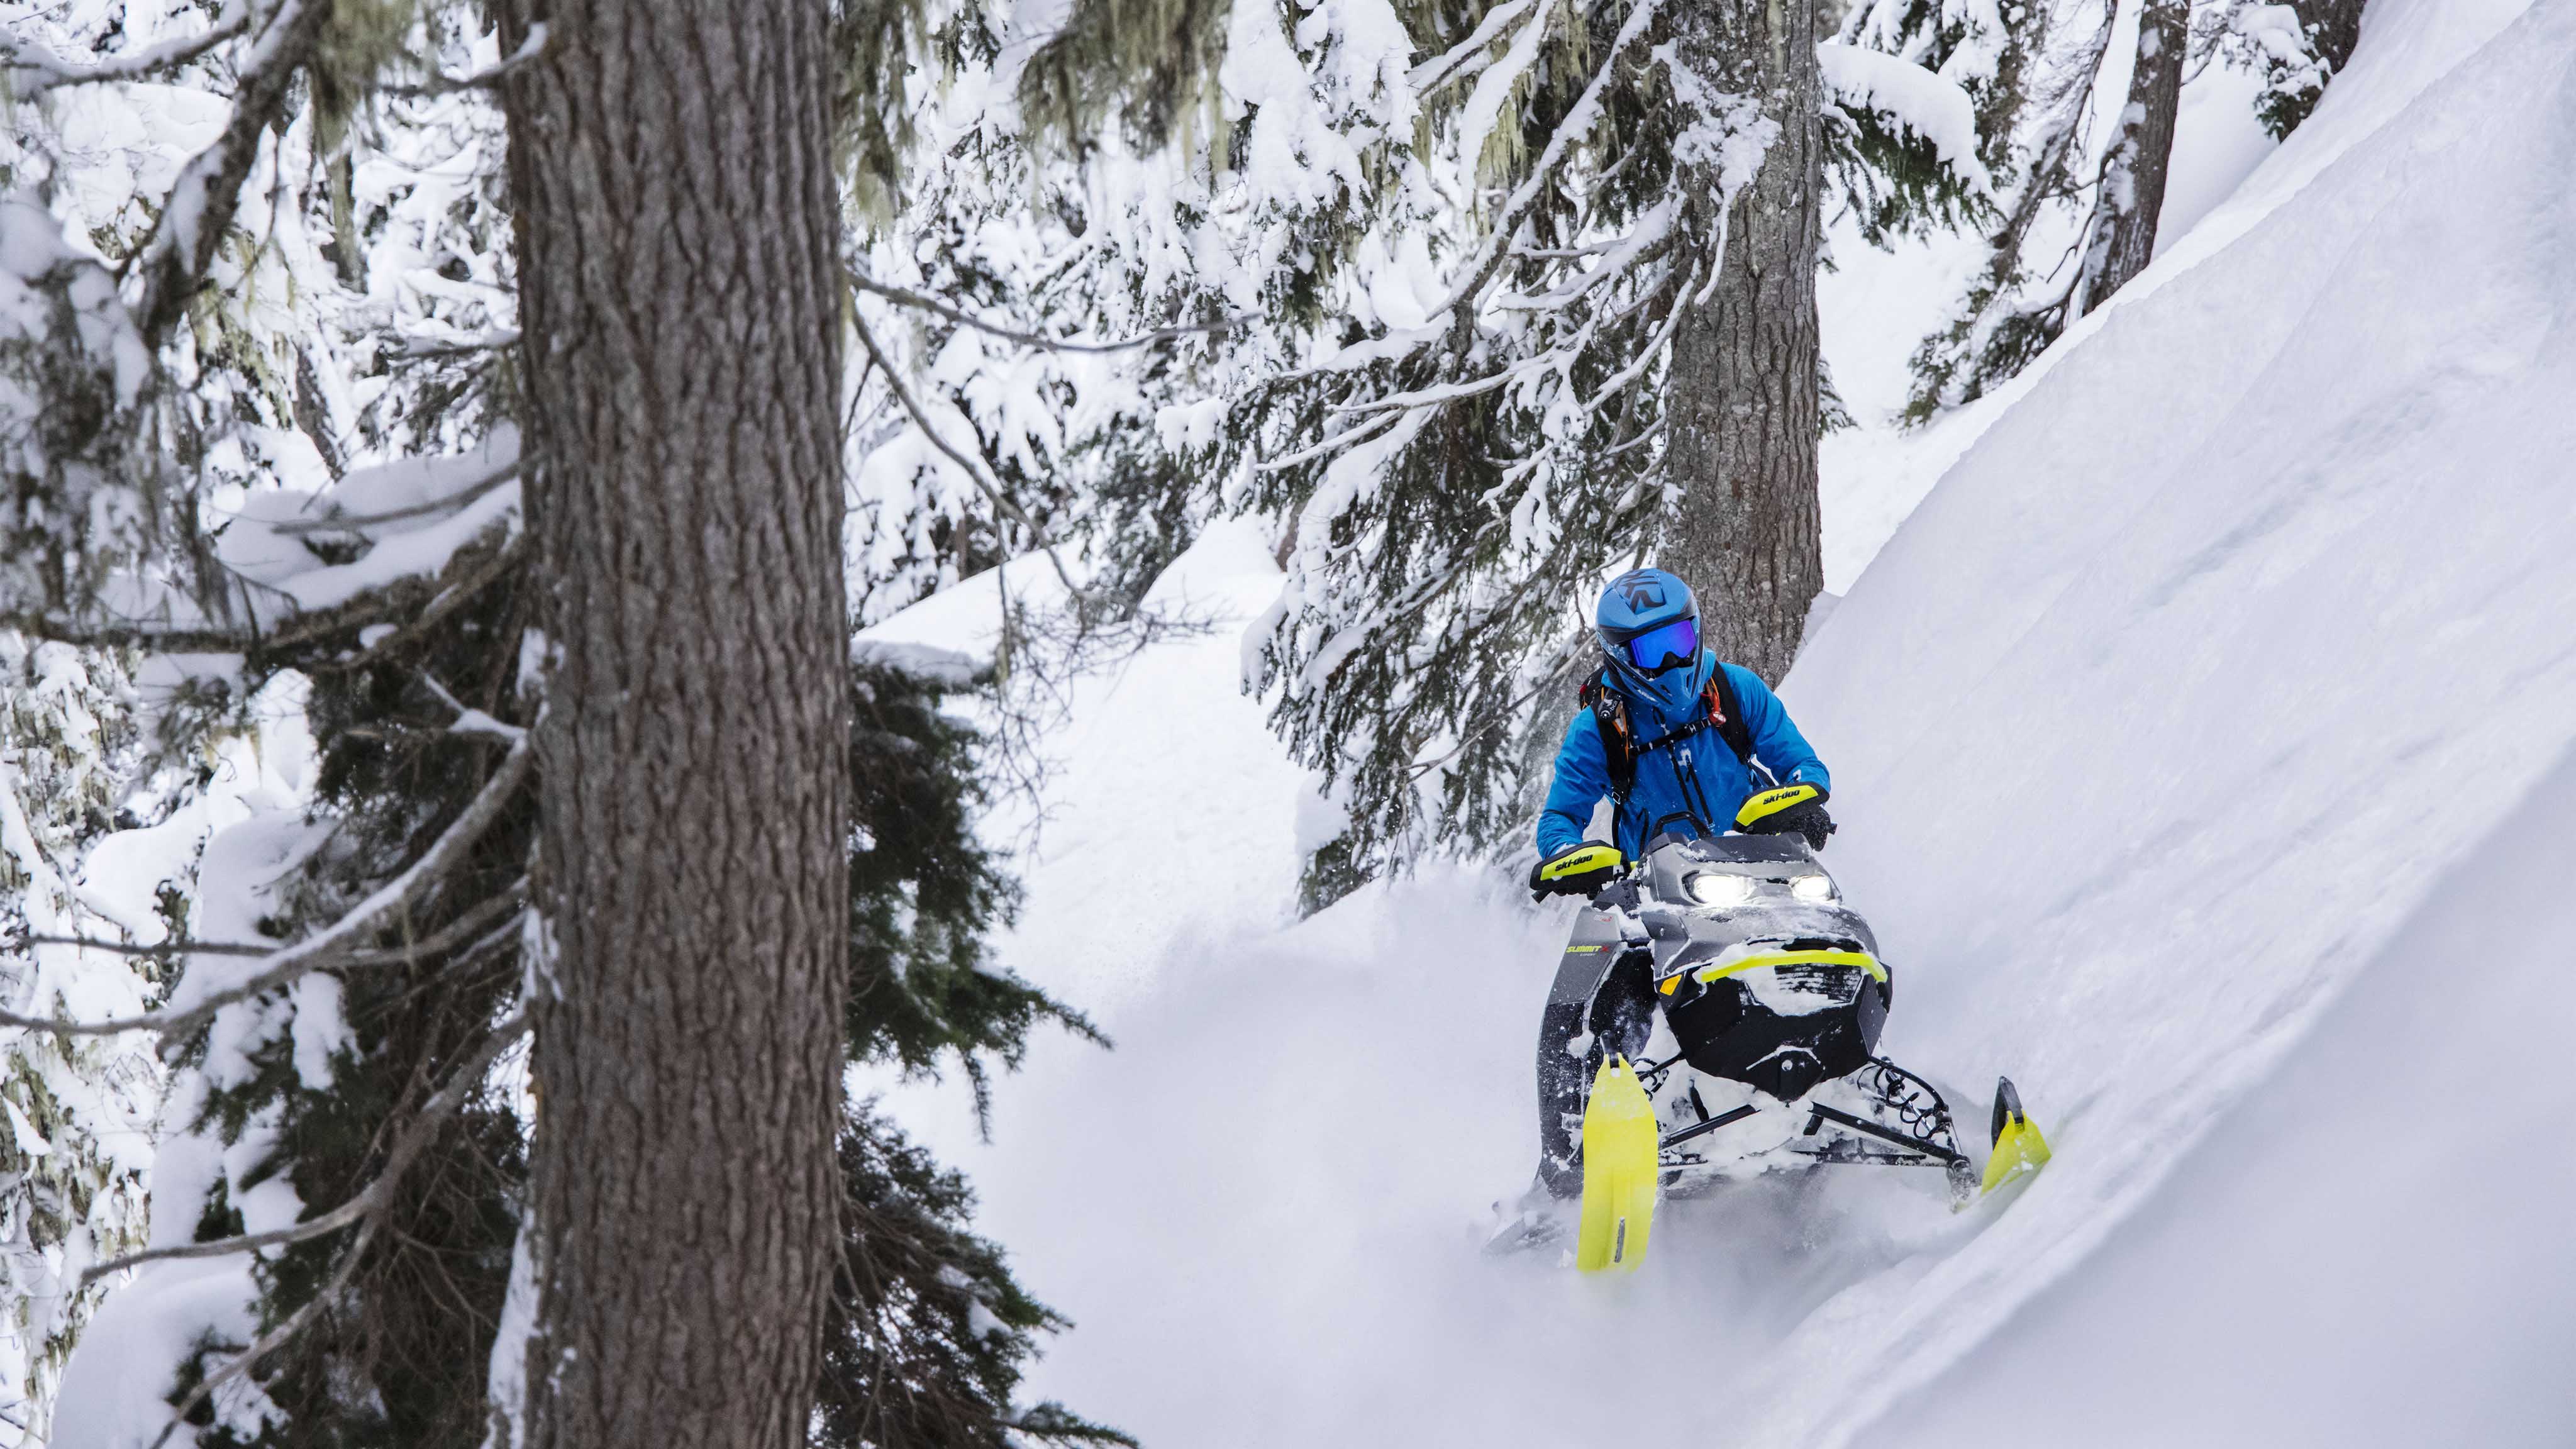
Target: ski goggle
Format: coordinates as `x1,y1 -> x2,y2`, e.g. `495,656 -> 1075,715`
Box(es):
1616,615 -> 1699,675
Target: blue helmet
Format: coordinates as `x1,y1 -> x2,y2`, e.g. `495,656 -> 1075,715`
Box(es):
1596,568 -> 1710,713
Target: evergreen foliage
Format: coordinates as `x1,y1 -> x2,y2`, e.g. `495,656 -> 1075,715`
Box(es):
847,0 -> 2036,891
1823,0 -> 2022,245
140,592 -> 1108,1446
847,655 -> 1107,1121
818,1105 -> 1131,1449
0,1 -> 1124,1441
1899,0 -> 2118,420
2201,0 -> 2363,140
1201,0 -> 1757,878
0,638 -> 156,1436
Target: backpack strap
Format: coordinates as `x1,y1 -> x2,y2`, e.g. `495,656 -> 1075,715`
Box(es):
1577,671 -> 1640,804
1705,666 -> 1755,767
1578,663 -> 1758,805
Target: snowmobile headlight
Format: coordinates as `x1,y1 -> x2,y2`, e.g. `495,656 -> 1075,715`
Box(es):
1687,872 -> 1757,908
1789,873 -> 1838,905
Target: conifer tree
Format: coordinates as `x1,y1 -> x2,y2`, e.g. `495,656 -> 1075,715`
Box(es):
2206,0 -> 2368,138
1901,0 -> 2118,418
856,0 -> 2011,890
0,1 -> 1130,1443
1663,0 -> 1826,686
2075,0 -> 2185,316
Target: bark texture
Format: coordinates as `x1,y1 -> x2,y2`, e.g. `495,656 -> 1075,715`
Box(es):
495,1 -> 849,1446
2080,0 -> 2187,316
1661,0 -> 1825,687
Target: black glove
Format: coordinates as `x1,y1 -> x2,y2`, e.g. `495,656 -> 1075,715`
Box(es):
1528,842 -> 1624,902
1735,782 -> 1835,851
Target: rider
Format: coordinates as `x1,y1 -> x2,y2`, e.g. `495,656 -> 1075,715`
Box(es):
1516,567 -> 1836,1201
1528,567 -> 1833,902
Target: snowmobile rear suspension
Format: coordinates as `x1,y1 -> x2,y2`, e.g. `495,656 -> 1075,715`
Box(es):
1799,1102 -> 1967,1169
1658,1102 -> 1760,1151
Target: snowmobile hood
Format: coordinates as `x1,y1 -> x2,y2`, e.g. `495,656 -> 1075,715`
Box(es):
1635,836 -> 1880,974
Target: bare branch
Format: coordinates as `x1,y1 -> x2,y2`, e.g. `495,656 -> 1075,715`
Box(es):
25,935 -> 270,957
127,0 -> 333,345
847,267 -> 1248,355
423,670 -> 527,743
379,21 -> 550,98
3,612 -> 262,655
263,459 -> 519,535
2,2 -> 249,96
0,743 -> 533,1040
393,328 -> 521,359
87,1007 -> 529,1289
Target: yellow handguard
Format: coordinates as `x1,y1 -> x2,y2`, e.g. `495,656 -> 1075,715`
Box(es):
1536,843 -> 1624,884
1733,782 -> 1823,829
1575,1057 -> 1658,1273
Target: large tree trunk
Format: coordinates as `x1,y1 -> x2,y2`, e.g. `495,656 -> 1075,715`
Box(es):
494,2 -> 850,1446
2079,0 -> 2187,315
1661,0 -> 1826,687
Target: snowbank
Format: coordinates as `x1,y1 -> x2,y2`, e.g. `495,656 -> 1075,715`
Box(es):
1877,738 -> 2576,1444
1768,0 -> 2576,1436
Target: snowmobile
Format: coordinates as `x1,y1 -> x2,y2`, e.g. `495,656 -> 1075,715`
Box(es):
1497,831 -> 2051,1273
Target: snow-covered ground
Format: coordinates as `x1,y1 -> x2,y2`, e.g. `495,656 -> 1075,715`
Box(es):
876,1 -> 2576,1443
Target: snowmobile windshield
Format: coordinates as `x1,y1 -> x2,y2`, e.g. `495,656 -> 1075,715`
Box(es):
1618,616 -> 1699,675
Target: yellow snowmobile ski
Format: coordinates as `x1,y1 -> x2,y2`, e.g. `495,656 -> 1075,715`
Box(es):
1576,1056 -> 1658,1273
1979,1076 -> 2051,1196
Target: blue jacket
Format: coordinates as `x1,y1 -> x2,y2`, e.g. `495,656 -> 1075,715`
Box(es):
1536,655 -> 1829,860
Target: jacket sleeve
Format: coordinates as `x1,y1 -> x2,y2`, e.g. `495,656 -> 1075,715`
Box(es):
1536,709 -> 1614,858
1724,664 -> 1830,794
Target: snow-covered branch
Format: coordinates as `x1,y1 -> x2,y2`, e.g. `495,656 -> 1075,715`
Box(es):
82,1004 -> 530,1291
847,268 -> 1249,355
380,19 -> 550,97
849,298 -> 1087,601
126,0 -> 331,344
0,0 -> 248,95
136,1008 -> 528,1448
0,740 -> 531,1040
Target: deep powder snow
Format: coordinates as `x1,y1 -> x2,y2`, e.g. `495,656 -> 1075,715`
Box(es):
870,2 -> 2576,1444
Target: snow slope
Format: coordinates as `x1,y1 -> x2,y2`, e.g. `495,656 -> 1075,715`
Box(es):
892,3 -> 2576,1443
1876,736 -> 2576,1445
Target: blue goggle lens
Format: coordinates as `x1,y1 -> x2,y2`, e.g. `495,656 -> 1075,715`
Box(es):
1621,616 -> 1698,675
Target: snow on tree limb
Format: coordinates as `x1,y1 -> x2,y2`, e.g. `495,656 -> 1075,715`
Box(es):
78,1005 -> 528,1291
847,268 -> 1250,355
1818,41 -> 1996,196
0,739 -> 531,1041
0,0 -> 249,96
125,0 -> 330,347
